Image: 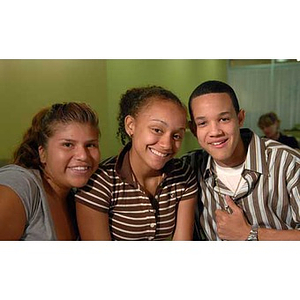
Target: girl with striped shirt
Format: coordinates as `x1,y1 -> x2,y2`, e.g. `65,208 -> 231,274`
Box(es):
75,86 -> 198,240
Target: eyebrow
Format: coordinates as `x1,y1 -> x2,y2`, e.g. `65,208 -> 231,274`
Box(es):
151,118 -> 168,125
58,138 -> 98,142
150,119 -> 186,131
195,111 -> 231,120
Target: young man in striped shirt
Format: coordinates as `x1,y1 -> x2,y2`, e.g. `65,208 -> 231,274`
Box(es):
182,80 -> 300,241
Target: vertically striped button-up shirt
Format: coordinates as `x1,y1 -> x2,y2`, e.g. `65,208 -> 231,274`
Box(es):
75,143 -> 198,241
182,129 -> 300,241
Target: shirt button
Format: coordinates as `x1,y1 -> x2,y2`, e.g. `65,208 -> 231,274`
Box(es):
150,223 -> 156,228
148,237 -> 154,240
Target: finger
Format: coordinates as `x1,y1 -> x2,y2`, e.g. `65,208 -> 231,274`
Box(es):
215,209 -> 227,218
225,195 -> 239,213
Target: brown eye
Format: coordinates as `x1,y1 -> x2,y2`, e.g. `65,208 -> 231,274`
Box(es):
151,127 -> 163,134
87,143 -> 98,148
220,118 -> 230,122
197,121 -> 206,127
173,134 -> 183,141
63,142 -> 73,148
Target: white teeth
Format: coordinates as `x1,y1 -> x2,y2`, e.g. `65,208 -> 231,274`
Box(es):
71,166 -> 89,171
212,142 -> 223,146
150,148 -> 168,157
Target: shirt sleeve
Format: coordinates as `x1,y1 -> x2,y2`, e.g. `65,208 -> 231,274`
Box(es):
75,168 -> 112,213
0,166 -> 41,221
288,154 -> 300,228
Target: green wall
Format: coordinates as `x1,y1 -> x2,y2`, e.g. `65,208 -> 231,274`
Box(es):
0,59 -> 107,164
0,59 -> 227,164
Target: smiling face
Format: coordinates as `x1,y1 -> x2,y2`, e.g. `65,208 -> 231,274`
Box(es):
190,92 -> 246,167
125,98 -> 187,175
38,122 -> 100,194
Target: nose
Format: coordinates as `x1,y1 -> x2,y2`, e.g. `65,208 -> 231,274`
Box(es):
208,122 -> 222,136
159,134 -> 173,150
75,145 -> 89,160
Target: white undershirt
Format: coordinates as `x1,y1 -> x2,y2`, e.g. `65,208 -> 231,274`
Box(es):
215,162 -> 246,194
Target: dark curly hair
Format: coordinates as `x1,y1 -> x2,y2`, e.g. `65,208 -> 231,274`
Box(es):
117,85 -> 186,145
13,102 -> 100,169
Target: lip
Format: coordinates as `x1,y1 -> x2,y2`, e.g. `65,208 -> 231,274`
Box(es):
149,147 -> 171,158
209,138 -> 228,148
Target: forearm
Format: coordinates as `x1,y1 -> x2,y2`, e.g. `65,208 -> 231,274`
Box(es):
172,197 -> 196,241
257,228 -> 300,241
76,202 -> 112,241
0,185 -> 26,240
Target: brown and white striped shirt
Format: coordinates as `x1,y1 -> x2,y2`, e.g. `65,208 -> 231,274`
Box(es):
75,143 -> 198,241
182,129 -> 300,241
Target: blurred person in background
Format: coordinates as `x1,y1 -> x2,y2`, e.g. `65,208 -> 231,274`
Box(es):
258,112 -> 299,149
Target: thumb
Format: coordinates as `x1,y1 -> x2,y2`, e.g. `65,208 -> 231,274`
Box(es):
225,195 -> 239,213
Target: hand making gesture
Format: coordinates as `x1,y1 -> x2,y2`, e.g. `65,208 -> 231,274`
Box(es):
215,196 -> 251,241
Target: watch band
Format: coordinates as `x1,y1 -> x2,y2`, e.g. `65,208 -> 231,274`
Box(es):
246,225 -> 259,241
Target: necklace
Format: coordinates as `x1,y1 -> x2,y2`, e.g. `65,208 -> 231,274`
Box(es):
215,175 -> 243,214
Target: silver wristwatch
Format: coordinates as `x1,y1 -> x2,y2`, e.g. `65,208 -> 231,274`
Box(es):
246,225 -> 258,241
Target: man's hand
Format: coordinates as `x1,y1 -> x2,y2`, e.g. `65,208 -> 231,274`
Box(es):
215,195 -> 251,241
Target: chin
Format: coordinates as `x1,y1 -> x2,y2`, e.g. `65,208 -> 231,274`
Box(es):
71,179 -> 90,188
214,154 -> 233,165
150,161 -> 168,171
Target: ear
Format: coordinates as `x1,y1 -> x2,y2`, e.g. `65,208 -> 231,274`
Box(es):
124,115 -> 135,137
237,109 -> 246,127
188,120 -> 197,137
38,145 -> 47,164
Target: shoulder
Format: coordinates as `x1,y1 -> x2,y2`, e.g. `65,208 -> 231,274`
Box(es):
181,150 -> 209,170
263,138 -> 300,160
0,165 -> 41,188
100,155 -> 118,167
0,165 -> 43,220
82,156 -> 119,191
91,156 -> 118,177
279,134 -> 299,149
168,157 -> 192,174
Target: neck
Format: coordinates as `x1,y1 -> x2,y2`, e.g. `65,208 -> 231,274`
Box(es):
129,149 -> 162,180
128,150 -> 163,195
41,173 -> 70,201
